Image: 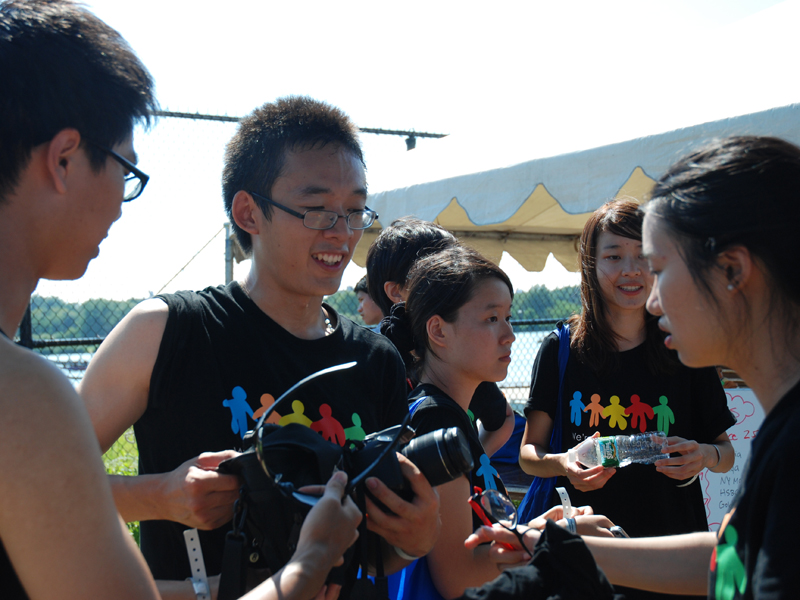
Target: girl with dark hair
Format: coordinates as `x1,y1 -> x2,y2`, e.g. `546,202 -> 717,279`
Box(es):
518,198 -> 735,600
467,136 -> 800,599
636,136 -> 800,598
385,244 -> 612,599
382,243 -> 517,599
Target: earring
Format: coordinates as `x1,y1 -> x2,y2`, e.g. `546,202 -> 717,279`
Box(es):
727,282 -> 737,291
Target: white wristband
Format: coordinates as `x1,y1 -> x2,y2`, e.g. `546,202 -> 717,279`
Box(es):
183,529 -> 209,600
556,486 -> 575,519
394,545 -> 423,561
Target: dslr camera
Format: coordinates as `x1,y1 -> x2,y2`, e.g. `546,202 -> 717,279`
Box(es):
216,362 -> 473,599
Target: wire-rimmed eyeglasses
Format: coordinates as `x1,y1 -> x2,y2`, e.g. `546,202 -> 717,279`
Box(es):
83,138 -> 149,202
249,191 -> 378,231
468,487 -> 533,550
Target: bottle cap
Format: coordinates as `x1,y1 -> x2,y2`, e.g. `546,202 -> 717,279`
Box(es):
567,449 -> 576,463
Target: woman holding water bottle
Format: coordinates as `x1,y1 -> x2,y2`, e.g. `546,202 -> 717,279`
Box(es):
518,199 -> 735,600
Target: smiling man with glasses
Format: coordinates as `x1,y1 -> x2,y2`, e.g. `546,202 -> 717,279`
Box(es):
249,190 -> 377,230
80,96 -> 441,598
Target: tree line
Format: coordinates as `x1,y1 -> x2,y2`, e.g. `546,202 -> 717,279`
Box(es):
28,284 -> 580,350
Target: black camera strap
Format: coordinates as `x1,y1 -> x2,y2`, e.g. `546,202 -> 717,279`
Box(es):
218,493 -> 248,600
349,485 -> 388,600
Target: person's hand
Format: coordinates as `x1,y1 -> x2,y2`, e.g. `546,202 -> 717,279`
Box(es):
525,505 -> 614,537
562,514 -> 616,537
525,504 -> 594,529
311,583 -> 343,600
464,524 -> 537,570
564,434 -> 616,491
655,436 -> 708,481
157,450 -> 241,529
294,470 -> 362,570
364,453 -> 440,559
251,472 -> 359,600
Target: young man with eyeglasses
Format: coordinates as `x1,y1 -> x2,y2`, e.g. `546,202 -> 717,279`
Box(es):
79,96 -> 441,597
0,0 -> 160,598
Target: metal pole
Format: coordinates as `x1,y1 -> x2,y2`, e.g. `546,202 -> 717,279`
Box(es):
20,303 -> 33,348
224,223 -> 233,284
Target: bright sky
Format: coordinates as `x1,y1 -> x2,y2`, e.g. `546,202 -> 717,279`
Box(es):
34,0 -> 796,302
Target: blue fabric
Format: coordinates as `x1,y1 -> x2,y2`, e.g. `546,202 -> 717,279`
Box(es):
517,323 -> 570,523
388,556 -> 446,600
490,412 -> 527,464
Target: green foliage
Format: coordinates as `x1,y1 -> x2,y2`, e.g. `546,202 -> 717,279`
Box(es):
325,285 -> 579,331
103,429 -> 140,544
511,285 -> 580,323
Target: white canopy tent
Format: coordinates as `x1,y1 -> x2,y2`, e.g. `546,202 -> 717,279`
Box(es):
354,103 -> 800,272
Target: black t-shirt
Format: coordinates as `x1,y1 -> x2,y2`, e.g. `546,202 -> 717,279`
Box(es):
0,538 -> 27,599
135,282 -> 409,581
405,375 -> 507,432
409,383 -> 507,532
526,332 -> 734,600
469,382 -> 508,432
708,379 -> 800,599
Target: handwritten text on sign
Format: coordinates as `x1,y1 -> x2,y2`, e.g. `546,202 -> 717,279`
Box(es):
701,388 -> 762,532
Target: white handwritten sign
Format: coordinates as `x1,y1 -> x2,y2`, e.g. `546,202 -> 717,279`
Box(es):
701,388 -> 763,532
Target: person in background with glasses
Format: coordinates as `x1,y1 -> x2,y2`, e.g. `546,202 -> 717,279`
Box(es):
79,96 -> 441,598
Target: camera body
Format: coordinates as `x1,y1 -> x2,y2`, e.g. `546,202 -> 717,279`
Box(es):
219,419 -> 473,580
347,423 -> 474,501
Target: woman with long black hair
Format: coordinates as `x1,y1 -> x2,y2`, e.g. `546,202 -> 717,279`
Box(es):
518,198 -> 735,600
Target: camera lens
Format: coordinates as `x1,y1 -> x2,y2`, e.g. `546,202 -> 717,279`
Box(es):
401,427 -> 473,487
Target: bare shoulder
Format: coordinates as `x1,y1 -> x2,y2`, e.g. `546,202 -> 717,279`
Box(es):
0,338 -> 108,513
83,297 -> 168,372
102,296 -> 169,346
0,339 -> 78,421
0,339 -> 158,599
79,297 -> 169,451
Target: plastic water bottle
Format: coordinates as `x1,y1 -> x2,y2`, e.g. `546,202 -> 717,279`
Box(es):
568,431 -> 667,468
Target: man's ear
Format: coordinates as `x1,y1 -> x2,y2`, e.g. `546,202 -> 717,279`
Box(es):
384,281 -> 405,305
426,315 -> 448,349
231,191 -> 261,235
46,128 -> 83,194
717,245 -> 753,291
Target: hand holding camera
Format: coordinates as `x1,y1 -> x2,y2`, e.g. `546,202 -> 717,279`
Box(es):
363,452 -> 441,562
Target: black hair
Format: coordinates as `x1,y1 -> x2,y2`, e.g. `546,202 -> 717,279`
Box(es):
382,244 -> 513,374
365,216 -> 457,316
644,135 -> 800,337
569,198 -> 674,374
354,275 -> 369,295
0,0 -> 157,202
222,96 -> 364,255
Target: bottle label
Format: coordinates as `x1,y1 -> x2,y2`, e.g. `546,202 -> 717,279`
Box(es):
596,438 -> 620,468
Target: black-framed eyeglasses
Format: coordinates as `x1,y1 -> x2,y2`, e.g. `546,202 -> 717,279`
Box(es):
83,138 -> 149,202
249,191 -> 378,231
